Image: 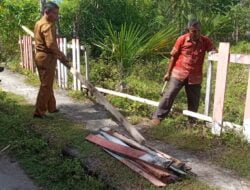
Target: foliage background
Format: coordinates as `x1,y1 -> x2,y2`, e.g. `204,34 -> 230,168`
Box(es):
0,0 -> 249,123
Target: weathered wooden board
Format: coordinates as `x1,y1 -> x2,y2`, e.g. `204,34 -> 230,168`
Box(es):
244,69 -> 250,142
72,68 -> 145,143
212,43 -> 230,135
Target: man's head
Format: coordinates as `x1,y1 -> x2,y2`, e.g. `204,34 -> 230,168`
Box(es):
43,2 -> 59,22
187,19 -> 201,40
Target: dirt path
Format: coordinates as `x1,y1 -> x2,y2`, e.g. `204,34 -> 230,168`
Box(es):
1,69 -> 250,190
0,155 -> 38,190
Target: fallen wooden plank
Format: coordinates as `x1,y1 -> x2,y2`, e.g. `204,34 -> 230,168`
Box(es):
134,160 -> 180,184
86,134 -> 174,169
134,159 -> 170,178
104,149 -> 167,187
98,132 -> 174,167
21,25 -> 145,144
86,134 -> 146,158
72,68 -> 145,143
98,133 -> 180,182
99,131 -> 189,176
101,127 -> 188,170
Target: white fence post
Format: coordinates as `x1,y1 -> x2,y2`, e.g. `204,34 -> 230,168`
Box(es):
60,38 -> 65,88
84,45 -> 89,81
63,38 -> 68,88
57,38 -> 62,88
72,38 -> 77,90
212,43 -> 230,135
204,60 -> 213,116
243,69 -> 250,142
76,38 -> 81,90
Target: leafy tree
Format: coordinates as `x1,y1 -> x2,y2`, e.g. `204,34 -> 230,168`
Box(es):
0,0 -> 39,60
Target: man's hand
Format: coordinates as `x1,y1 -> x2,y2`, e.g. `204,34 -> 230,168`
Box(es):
163,73 -> 171,81
208,49 -> 218,55
63,61 -> 71,69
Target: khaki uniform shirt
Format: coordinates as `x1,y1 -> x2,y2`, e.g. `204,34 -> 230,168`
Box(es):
34,16 -> 68,64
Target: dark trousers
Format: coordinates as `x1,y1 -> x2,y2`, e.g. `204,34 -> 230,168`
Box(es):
153,77 -> 201,120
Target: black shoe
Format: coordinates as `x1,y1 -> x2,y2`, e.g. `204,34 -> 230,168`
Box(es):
49,109 -> 59,113
33,114 -> 48,119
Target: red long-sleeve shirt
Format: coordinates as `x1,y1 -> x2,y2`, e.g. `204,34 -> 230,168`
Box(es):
170,33 -> 215,84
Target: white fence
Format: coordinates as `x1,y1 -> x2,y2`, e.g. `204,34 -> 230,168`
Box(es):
19,34 -> 250,142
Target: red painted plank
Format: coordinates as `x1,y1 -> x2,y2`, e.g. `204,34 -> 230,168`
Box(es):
121,159 -> 167,187
134,160 -> 170,178
212,43 -> 230,135
134,160 -> 179,184
86,134 -> 146,158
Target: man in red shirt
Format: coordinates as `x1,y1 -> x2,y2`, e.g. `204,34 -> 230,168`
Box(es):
151,19 -> 217,126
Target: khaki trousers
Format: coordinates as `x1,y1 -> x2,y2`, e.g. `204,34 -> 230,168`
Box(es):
34,52 -> 57,116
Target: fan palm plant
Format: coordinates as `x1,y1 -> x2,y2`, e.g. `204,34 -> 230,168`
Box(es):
94,22 -> 177,76
188,12 -> 232,39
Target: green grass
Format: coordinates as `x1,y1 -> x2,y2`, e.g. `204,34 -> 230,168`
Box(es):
0,89 -> 214,190
0,90 -> 105,190
146,115 -> 250,180
7,59 -> 40,86
4,41 -> 250,189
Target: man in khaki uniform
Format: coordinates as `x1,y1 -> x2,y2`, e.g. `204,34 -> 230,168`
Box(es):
34,2 -> 70,118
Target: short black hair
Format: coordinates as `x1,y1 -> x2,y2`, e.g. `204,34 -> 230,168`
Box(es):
187,19 -> 201,29
43,2 -> 59,14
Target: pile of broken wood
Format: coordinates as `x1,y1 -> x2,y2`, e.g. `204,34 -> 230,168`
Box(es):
86,128 -> 194,187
